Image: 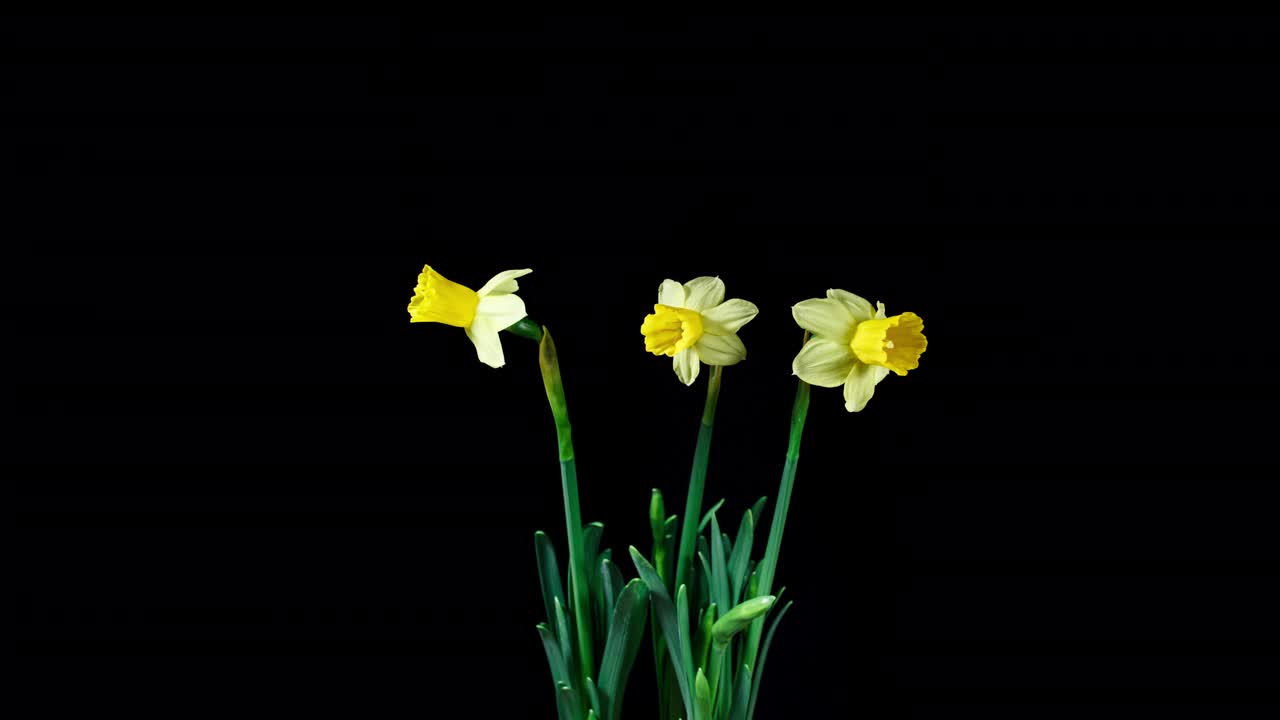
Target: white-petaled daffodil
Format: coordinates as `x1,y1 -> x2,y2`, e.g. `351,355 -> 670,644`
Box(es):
407,264 -> 532,368
640,277 -> 759,386
791,289 -> 926,412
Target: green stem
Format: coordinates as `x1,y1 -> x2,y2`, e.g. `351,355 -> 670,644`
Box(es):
675,365 -> 723,594
539,327 -> 595,692
743,335 -> 811,671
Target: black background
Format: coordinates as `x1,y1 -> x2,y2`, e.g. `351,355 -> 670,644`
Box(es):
9,14 -> 1278,717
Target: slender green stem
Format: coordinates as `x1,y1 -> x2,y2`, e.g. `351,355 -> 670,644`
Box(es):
743,334 -> 811,670
539,327 -> 594,692
675,365 -> 723,593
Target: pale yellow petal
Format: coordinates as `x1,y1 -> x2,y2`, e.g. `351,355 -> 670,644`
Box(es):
700,298 -> 759,335
843,362 -> 879,412
474,293 -> 527,332
791,298 -> 855,341
694,332 -> 747,366
658,279 -> 686,307
465,315 -> 506,368
791,338 -> 857,388
826,289 -> 874,322
477,268 -> 532,297
673,348 -> 701,386
682,277 -> 725,311
874,300 -> 887,320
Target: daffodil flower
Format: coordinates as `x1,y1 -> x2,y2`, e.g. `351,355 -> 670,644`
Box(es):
407,264 -> 532,368
791,289 -> 926,412
640,277 -> 759,386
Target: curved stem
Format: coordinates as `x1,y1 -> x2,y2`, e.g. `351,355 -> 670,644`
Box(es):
743,332 -> 811,671
675,364 -> 723,594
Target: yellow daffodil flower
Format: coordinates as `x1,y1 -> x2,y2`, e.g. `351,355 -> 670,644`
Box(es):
791,289 -> 926,412
641,277 -> 759,386
407,264 -> 532,368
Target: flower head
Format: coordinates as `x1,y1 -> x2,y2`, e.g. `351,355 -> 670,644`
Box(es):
640,276 -> 759,385
408,265 -> 532,368
791,289 -> 926,411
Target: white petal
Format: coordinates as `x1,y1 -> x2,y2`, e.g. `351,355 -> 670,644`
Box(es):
791,298 -> 855,341
874,365 -> 890,385
474,293 -> 527,331
465,315 -> 506,368
658,279 -> 686,307
843,362 -> 879,412
701,298 -> 759,335
826,289 -> 874,322
874,300 -> 887,320
791,339 -> 857,388
477,268 -> 532,297
694,332 -> 747,366
673,349 -> 701,386
682,276 -> 725,311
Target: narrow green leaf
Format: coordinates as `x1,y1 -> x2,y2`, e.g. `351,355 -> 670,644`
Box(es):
661,515 -> 679,585
554,596 -> 575,676
630,546 -> 693,720
730,664 -> 752,720
698,498 -> 726,533
712,596 -> 775,647
583,522 -> 605,570
710,512 -> 730,614
585,676 -> 602,719
558,682 -> 582,720
747,600 -> 793,720
695,667 -> 713,720
749,496 -> 768,535
650,488 -> 666,542
535,531 -> 566,624
695,602 -> 717,671
587,711 -> 597,720
597,579 -> 649,720
600,558 -> 618,633
537,623 -> 571,687
728,510 -> 754,606
676,583 -> 696,697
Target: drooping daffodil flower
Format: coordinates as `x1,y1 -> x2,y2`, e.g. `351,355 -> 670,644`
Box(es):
407,264 -> 532,368
791,289 -> 926,412
640,276 -> 759,386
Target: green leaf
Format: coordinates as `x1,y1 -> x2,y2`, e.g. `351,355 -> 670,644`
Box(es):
728,510 -> 754,606
661,515 -> 678,585
535,531 -> 566,624
676,583 -> 696,709
695,602 -> 717,671
537,623 -> 571,687
747,600 -> 793,720
749,496 -> 768,535
698,498 -> 726,533
583,522 -> 605,569
630,546 -> 693,720
587,711 -> 597,720
695,667 -> 713,720
712,596 -> 775,647
597,579 -> 649,720
650,488 -> 666,542
710,512 -> 730,614
554,596 -> 575,676
730,664 -> 752,720
600,558 -> 618,629
585,676 -> 602,719
558,682 -> 582,720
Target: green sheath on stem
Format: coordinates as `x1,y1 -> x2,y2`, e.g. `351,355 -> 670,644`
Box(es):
674,364 -> 723,593
539,327 -> 595,691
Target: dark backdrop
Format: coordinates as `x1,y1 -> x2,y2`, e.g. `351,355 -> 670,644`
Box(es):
10,14 -> 1277,717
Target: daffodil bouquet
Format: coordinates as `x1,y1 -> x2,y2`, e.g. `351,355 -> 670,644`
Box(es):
408,266 -> 926,720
